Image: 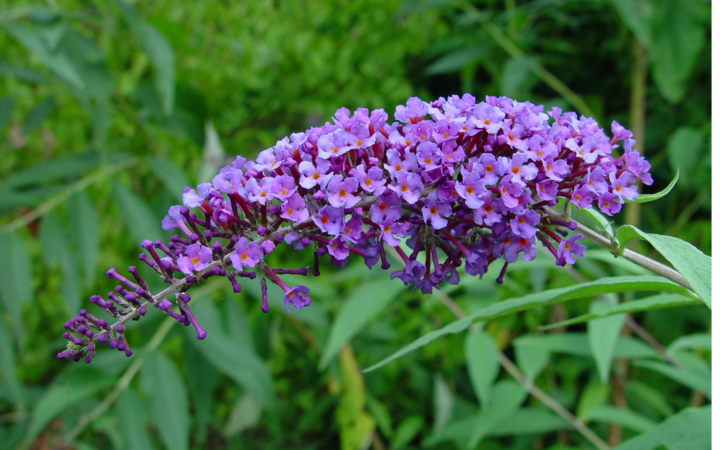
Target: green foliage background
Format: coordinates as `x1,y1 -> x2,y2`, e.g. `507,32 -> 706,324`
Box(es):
0,1 -> 711,449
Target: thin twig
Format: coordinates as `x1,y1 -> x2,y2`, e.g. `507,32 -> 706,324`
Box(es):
1,158 -> 140,234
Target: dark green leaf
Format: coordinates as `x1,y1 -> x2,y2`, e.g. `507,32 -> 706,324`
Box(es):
615,226 -> 711,308
364,276 -> 689,372
588,299 -> 624,383
668,127 -> 704,188
319,277 -> 405,369
514,338 -> 548,381
625,381 -> 674,418
649,0 -> 705,103
0,232 -> 32,343
633,360 -> 710,396
25,367 -> 114,443
630,169 -> 679,203
0,319 -> 24,409
185,342 -> 218,444
389,415 -> 423,450
112,181 -> 163,243
148,157 -> 191,202
488,408 -> 570,435
141,351 -> 189,450
464,330 -> 498,407
613,406 -> 710,450
68,191 -> 99,288
0,96 -> 15,137
608,0 -> 654,47
581,405 -> 656,433
3,22 -> 84,89
515,333 -> 656,360
0,63 -> 47,84
425,46 -> 486,75
667,334 -> 711,353
539,293 -> 699,330
40,215 -> 82,314
116,389 -> 154,450
467,380 -> 527,448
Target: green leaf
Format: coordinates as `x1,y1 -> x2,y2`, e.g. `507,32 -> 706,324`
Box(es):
581,405 -> 657,433
588,299 -> 624,383
185,342 -> 218,444
319,277 -> 405,369
608,0 -> 654,47
199,121 -> 225,183
0,319 -> 24,409
425,46 -> 486,75
432,375 -> 454,435
576,382 -> 610,417
0,63 -> 47,84
649,0 -> 705,103
633,360 -> 710,396
615,226 -> 711,308
3,22 -> 84,90
363,276 -> 688,372
0,232 -> 32,343
514,338 -> 549,381
667,334 -> 711,353
21,97 -> 55,136
667,127 -> 704,188
389,415 -> 423,450
187,300 -> 276,410
613,406 -> 710,450
113,180 -> 163,243
514,333 -> 656,360
625,381 -> 674,418
488,408 -> 570,436
467,380 -> 527,448
26,367 -> 114,443
140,24 -> 175,116
0,96 -> 15,137
223,392 -> 262,438
464,331 -> 498,407
629,168 -> 679,203
148,157 -> 191,202
141,351 -> 189,450
578,207 -> 614,239
115,389 -> 154,450
40,215 -> 82,314
68,191 -> 99,288
539,293 -> 699,330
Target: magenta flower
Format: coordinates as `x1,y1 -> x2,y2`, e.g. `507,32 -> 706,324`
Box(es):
422,192 -> 452,229
558,235 -> 586,265
280,193 -> 309,223
178,243 -> 213,275
229,237 -> 263,269
326,175 -> 361,208
388,170 -> 424,204
353,164 -> 387,195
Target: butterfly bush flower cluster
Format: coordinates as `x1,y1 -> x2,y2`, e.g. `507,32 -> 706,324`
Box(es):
58,94 -> 652,363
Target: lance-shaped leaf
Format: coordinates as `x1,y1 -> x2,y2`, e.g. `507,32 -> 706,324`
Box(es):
613,406 -> 710,450
0,232 -> 32,343
629,168 -> 679,203
141,351 -> 189,450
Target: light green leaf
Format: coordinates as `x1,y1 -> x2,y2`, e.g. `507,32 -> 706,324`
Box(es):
630,169 -> 679,203
148,157 -> 191,202
0,96 -> 14,137
432,375 -> 454,435
613,406 -> 710,450
588,299 -> 624,383
633,360 -> 710,397
116,389 -> 153,450
649,0 -> 705,103
0,319 -> 23,409
0,232 -> 32,343
514,338 -> 549,381
364,276 -> 688,372
581,405 -> 657,433
140,24 -> 175,116
467,380 -> 527,448
425,45 -> 486,75
26,367 -> 114,443
668,127 -> 704,188
615,226 -> 711,308
40,215 -> 82,314
668,334 -> 711,353
68,191 -> 99,288
578,207 -> 614,239
113,180 -> 163,243
576,382 -> 610,418
141,352 -> 189,450
539,293 -> 699,330
389,415 -> 423,450
609,0 -> 654,47
464,331 -> 498,407
319,277 -> 405,369
199,121 -> 225,183
488,408 -> 570,436
514,333 -> 656,360
3,23 -> 84,90
223,392 -> 262,438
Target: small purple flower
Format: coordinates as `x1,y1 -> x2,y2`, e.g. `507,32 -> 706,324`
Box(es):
494,234 -> 536,263
510,210 -> 540,238
611,120 -> 633,143
182,183 -> 212,208
298,159 -> 332,189
269,175 -> 297,201
370,193 -> 402,225
507,153 -> 538,183
570,185 -> 595,208
327,237 -> 350,260
609,171 -> 639,203
388,170 -> 424,204
379,218 -> 407,247
254,148 -> 283,171
598,193 -> 622,216
477,153 -> 503,185
542,157 -> 569,182
354,164 -> 387,195
280,193 -> 309,222
439,140 -> 465,166
416,141 -> 442,171
318,130 -> 349,159
245,177 -> 273,205
341,217 -> 364,243
557,234 -> 586,265
395,96 -> 429,124
385,148 -> 418,178
177,244 -> 213,275
390,260 -> 426,288
312,205 -> 345,235
162,205 -> 191,236
229,238 -> 263,269
473,196 -> 504,226
326,175 -> 361,208
583,167 -> 609,195
212,167 -> 244,194
537,180 -> 559,201
499,176 -> 524,208
465,249 -> 488,276
284,285 -> 312,312
422,192 -> 452,229
456,173 -> 487,209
